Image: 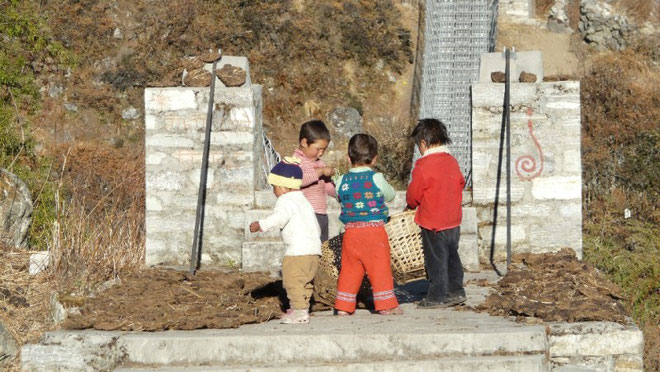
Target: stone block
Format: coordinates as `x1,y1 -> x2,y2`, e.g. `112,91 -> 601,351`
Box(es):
218,106 -> 255,131
472,83 -> 539,107
145,134 -> 195,149
208,131 -> 253,146
29,251 -> 49,275
145,88 -> 197,113
159,113 -> 207,133
0,321 -> 18,359
242,241 -> 285,272
171,149 -> 224,164
461,207 -> 478,234
144,114 -> 157,130
531,176 -> 581,200
145,151 -> 167,165
459,235 -> 480,272
511,203 -> 552,217
188,168 -> 215,189
478,224 -> 527,246
615,354 -> 643,372
472,185 -> 526,205
215,192 -> 254,208
563,150 -> 581,174
210,87 -> 257,107
548,322 -> 643,357
146,171 -> 187,191
559,203 -> 581,218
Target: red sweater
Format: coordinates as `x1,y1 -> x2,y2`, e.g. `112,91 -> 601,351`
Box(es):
406,151 -> 465,231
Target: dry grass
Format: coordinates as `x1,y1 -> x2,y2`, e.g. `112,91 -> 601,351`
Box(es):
0,250 -> 57,370
615,0 -> 660,24
48,142 -> 145,286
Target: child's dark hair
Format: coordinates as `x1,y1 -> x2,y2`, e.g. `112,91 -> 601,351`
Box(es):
410,118 -> 452,147
299,120 -> 331,144
348,134 -> 378,165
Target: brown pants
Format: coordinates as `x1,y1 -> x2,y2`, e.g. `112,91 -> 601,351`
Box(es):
282,255 -> 319,310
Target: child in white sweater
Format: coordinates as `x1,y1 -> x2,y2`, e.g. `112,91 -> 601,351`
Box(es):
249,157 -> 321,324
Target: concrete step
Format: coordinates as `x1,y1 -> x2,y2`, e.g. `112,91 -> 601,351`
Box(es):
244,206 -> 477,242
242,234 -> 479,273
115,354 -> 548,371
242,206 -> 479,272
112,305 -> 546,368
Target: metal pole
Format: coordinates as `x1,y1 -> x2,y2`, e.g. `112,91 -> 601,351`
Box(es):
190,54 -> 220,274
504,48 -> 512,270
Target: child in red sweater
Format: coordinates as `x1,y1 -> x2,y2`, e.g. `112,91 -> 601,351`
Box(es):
406,119 -> 466,309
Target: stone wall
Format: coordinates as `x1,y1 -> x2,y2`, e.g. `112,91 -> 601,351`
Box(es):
471,81 -> 582,263
144,64 -> 263,267
579,0 -> 635,51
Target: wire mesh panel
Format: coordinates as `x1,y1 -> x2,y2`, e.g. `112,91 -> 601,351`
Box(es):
416,0 -> 498,182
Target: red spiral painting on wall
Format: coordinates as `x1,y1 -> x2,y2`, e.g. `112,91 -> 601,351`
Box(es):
515,108 -> 544,181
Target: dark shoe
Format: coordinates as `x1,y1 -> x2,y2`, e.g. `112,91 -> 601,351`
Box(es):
417,298 -> 452,309
450,293 -> 467,306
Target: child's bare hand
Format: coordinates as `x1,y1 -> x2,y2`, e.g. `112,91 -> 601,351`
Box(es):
316,166 -> 335,178
249,221 -> 262,233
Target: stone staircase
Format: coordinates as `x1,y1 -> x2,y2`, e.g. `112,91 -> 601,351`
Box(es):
242,190 -> 479,272
20,273 -> 644,371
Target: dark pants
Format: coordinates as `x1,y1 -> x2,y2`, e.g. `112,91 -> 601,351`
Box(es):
421,226 -> 464,302
316,213 -> 329,242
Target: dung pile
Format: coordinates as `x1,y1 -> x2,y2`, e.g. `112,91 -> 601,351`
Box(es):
62,269 -> 282,331
474,248 -> 629,323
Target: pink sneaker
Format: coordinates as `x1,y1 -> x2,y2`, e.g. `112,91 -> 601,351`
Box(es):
378,306 -> 404,315
280,309 -> 310,324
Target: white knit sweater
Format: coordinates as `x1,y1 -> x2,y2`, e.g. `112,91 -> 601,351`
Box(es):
258,191 -> 322,256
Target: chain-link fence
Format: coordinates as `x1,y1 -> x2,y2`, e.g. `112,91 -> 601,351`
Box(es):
415,0 -> 499,185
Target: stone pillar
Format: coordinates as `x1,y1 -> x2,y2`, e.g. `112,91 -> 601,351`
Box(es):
144,57 -> 263,267
471,81 -> 582,263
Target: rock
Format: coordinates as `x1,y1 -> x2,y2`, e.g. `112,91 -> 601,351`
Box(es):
0,321 -> 18,360
386,71 -> 397,83
548,0 -> 572,33
183,69 -> 212,87
491,71 -> 506,83
580,0 -> 636,51
327,106 -> 362,139
215,64 -> 247,87
199,51 -> 222,63
48,85 -> 64,98
121,106 -> 141,120
0,169 -> 32,249
64,102 -> 78,112
113,28 -> 123,39
29,251 -> 49,275
51,292 -> 81,324
519,71 -> 537,83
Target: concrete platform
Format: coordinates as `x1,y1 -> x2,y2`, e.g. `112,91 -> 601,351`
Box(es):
20,272 -> 644,372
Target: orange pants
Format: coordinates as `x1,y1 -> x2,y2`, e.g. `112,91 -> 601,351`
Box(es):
335,225 -> 399,313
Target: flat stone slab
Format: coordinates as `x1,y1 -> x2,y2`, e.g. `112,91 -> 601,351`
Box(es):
118,304 -> 547,367
116,354 -> 548,371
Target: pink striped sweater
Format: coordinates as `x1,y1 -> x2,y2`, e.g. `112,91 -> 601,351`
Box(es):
293,149 -> 336,214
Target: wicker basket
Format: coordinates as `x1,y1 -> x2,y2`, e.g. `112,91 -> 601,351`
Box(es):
385,210 -> 426,285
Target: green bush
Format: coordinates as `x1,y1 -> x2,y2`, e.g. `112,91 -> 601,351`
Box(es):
0,0 -> 73,249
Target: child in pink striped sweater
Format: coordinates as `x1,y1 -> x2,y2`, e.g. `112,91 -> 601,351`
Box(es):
292,120 -> 336,241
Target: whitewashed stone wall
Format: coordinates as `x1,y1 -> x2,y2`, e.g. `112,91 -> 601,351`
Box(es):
471,81 -> 582,263
499,0 -> 535,22
145,75 -> 263,267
